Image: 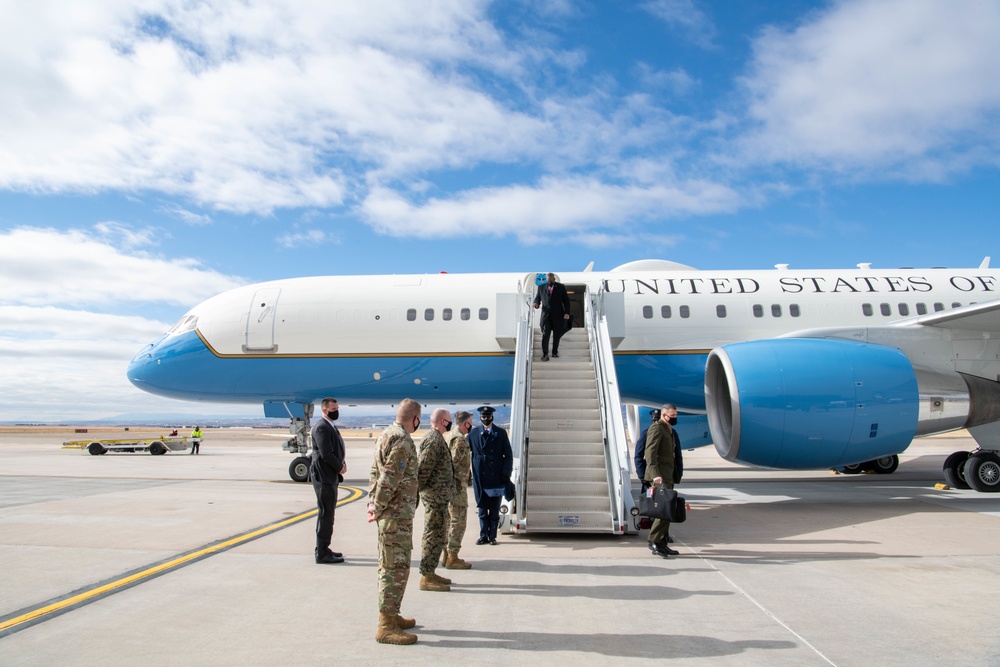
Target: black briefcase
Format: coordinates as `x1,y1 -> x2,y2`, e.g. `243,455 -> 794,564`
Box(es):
638,486 -> 686,523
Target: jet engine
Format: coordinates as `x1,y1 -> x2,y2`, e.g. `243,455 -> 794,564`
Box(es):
705,338 -> 1000,470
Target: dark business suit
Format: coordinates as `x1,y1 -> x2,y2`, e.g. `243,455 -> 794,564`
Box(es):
310,417 -> 345,559
643,420 -> 676,548
468,425 -> 513,541
533,281 -> 571,356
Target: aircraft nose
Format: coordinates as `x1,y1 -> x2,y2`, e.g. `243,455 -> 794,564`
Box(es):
127,338 -> 164,389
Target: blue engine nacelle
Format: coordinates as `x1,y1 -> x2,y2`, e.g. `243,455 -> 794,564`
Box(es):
704,339 -> 920,469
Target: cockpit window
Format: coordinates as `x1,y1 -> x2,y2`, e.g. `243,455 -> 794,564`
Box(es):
167,314 -> 199,335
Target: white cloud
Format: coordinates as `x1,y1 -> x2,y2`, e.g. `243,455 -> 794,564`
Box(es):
0,0 -> 545,214
362,175 -> 741,241
740,0 -> 1000,177
0,226 -> 245,307
641,0 -> 717,47
0,226 -> 249,421
276,229 -> 334,249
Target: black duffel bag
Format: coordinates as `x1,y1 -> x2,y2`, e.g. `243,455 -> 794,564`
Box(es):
638,486 -> 686,523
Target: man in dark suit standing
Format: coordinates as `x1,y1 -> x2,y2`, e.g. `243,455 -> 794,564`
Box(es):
311,397 -> 347,564
532,272 -> 571,361
467,406 -> 512,545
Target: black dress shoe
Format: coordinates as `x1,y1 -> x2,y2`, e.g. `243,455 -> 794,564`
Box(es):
652,544 -> 678,558
330,551 -> 343,558
476,537 -> 488,545
489,539 -> 497,545
316,554 -> 345,564
541,355 -> 549,362
552,351 -> 559,358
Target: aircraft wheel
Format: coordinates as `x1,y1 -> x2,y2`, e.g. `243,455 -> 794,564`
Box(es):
942,451 -> 971,489
289,456 -> 311,483
841,463 -> 864,474
149,441 -> 166,456
88,442 -> 106,456
965,453 -> 1000,493
872,455 -> 899,475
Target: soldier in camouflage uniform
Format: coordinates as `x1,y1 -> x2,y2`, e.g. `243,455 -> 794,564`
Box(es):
442,410 -> 473,569
367,398 -> 422,645
417,408 -> 454,591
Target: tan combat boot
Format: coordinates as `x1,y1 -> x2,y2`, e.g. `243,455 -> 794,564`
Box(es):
376,612 -> 417,645
444,550 -> 472,569
419,575 -> 450,592
428,571 -> 452,585
395,614 -> 416,630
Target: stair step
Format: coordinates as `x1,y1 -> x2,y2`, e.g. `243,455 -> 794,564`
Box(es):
528,468 -> 607,483
530,441 -> 604,455
529,453 -> 606,468
528,418 -> 603,433
524,511 -> 615,532
526,495 -> 611,513
530,397 -> 600,410
526,480 -> 608,496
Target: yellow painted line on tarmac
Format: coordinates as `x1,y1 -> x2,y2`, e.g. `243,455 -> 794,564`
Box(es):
0,485 -> 365,636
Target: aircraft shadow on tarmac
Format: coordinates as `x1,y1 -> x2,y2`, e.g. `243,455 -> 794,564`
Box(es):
415,629 -> 796,659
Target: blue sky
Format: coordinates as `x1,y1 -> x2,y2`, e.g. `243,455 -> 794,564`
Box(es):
1,0 -> 999,421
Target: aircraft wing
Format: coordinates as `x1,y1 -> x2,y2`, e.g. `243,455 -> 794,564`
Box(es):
912,298 -> 1000,333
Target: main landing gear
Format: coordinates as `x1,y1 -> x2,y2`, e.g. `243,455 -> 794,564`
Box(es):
839,455 -> 900,475
943,449 -> 1000,492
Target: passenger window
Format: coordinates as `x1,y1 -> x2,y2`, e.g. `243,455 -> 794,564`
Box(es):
880,303 -> 891,316
952,302 -> 961,309
443,308 -> 452,321
934,303 -> 944,312
461,308 -> 471,321
898,304 -> 909,316
424,308 -> 434,321
643,305 -> 653,319
479,308 -> 489,321
789,304 -> 800,317
752,304 -> 763,318
771,304 -> 781,317
406,308 -> 416,322
916,303 -> 927,315
661,305 -> 672,319
862,303 -> 873,316
679,305 -> 690,319
716,305 -> 727,318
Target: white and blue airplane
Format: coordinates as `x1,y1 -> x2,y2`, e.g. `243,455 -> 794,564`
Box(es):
128,259 -> 1000,491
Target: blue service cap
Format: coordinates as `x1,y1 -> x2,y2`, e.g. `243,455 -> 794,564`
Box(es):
477,406 -> 496,416
649,409 -> 661,418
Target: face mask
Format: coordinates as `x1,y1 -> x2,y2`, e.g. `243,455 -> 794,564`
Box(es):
414,418 -> 421,432
443,420 -> 453,431
327,409 -> 339,421
482,418 -> 493,427
668,417 -> 677,425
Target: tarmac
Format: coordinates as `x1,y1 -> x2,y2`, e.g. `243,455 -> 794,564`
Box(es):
1,426 -> 999,666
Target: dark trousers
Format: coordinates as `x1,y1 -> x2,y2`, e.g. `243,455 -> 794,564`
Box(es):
313,481 -> 339,557
477,496 -> 501,540
540,315 -> 565,356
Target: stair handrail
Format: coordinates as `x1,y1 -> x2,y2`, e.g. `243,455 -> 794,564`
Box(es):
504,285 -> 534,532
586,287 -> 636,533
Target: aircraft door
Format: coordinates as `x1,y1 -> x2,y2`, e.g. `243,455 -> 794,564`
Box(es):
245,287 -> 281,352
